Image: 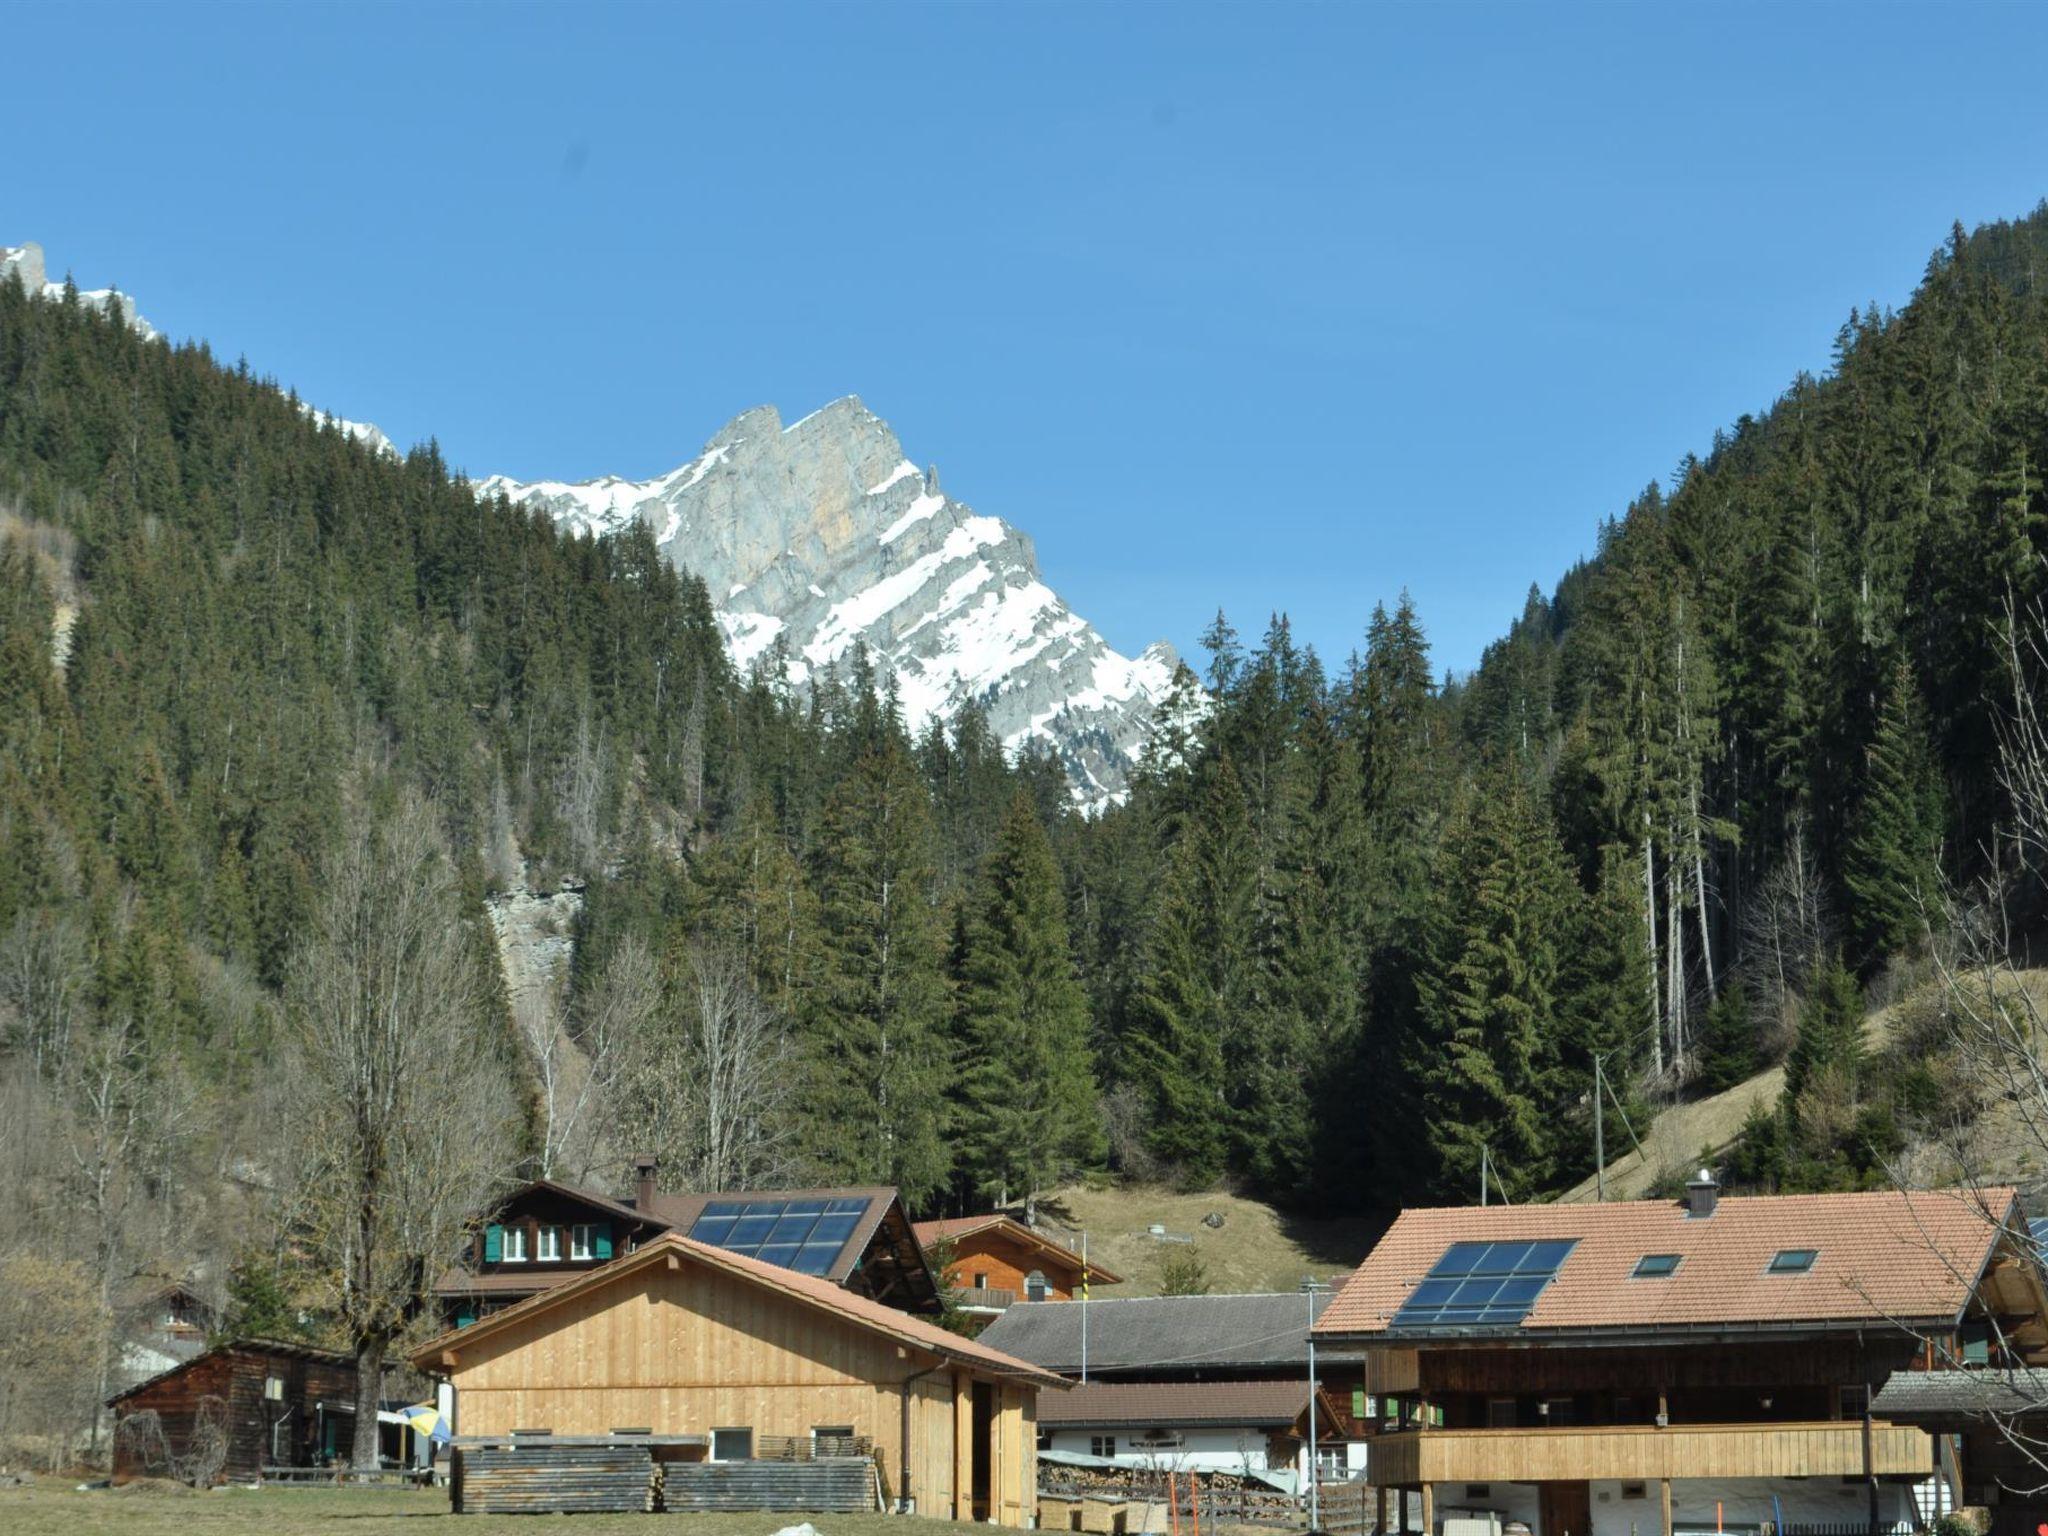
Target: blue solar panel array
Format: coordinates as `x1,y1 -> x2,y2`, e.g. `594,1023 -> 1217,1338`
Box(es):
1389,1238 -> 1579,1330
688,1196 -> 871,1276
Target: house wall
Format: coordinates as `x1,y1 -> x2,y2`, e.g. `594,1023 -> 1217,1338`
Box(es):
1044,1427 -> 1369,1481
943,1232 -> 1080,1301
439,1257 -> 1037,1526
1426,1477 -> 1921,1536
112,1349 -> 357,1482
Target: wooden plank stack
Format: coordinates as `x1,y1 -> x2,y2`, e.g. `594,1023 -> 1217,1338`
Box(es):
658,1458 -> 876,1513
451,1440 -> 656,1514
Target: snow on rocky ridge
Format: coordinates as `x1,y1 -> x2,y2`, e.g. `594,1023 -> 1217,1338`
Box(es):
478,398 -> 1181,809
3,241 -> 1177,808
4,241 -> 399,458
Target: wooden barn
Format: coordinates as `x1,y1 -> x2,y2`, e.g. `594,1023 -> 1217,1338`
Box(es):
108,1339 -> 359,1483
411,1229 -> 1065,1525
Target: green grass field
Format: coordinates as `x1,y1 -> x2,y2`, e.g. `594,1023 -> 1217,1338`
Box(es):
2,1481 -> 995,1536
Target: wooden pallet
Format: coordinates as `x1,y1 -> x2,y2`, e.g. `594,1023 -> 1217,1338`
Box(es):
658,1458 -> 876,1514
452,1442 -> 655,1515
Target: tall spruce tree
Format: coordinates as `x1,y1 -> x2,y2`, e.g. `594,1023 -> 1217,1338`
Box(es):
950,793 -> 1104,1202
1842,656 -> 1944,973
1415,774 -> 1576,1200
807,739 -> 953,1203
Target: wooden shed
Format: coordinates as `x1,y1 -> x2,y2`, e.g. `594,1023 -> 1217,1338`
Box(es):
411,1229 -> 1065,1526
108,1339 -> 358,1483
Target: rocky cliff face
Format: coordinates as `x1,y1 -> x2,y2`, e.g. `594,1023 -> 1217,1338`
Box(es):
479,398 -> 1179,809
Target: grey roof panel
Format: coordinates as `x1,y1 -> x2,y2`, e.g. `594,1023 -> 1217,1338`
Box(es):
975,1290 -> 1333,1373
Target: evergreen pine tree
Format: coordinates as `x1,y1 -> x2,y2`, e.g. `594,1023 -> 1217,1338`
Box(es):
807,739 -> 953,1203
1842,656 -> 1944,973
1415,774 -> 1575,1200
950,793 -> 1104,1202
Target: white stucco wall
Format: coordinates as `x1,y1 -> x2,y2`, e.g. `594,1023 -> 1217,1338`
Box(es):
1429,1477 -> 1921,1536
1043,1428 -> 1369,1482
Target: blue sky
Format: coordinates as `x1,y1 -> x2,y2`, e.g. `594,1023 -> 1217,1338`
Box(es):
10,2 -> 2048,674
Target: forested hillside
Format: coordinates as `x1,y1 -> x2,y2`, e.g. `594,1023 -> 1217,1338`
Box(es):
3,205 -> 2048,1454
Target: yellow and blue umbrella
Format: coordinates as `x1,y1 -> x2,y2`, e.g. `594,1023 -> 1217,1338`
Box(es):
403,1402 -> 452,1445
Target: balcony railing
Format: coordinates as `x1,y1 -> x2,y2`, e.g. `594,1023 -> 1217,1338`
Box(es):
955,1286 -> 1019,1312
1365,1420 -> 1933,1485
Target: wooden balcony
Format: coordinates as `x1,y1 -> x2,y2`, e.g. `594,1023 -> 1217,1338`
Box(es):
1366,1421 -> 1933,1485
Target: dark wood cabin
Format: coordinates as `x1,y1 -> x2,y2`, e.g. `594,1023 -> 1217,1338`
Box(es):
109,1339 -> 358,1483
435,1159 -> 942,1328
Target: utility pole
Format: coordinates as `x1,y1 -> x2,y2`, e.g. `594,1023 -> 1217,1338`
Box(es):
1080,1230 -> 1089,1384
1594,1053 -> 1608,1203
1302,1278 -> 1329,1533
1480,1144 -> 1490,1207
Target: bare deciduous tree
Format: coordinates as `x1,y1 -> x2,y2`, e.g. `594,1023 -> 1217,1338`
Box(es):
621,940 -> 797,1192
1737,819 -> 1833,1045
0,1253 -> 104,1470
283,788 -> 517,1470
0,909 -> 90,1075
1905,588 -> 2048,1493
533,935 -> 657,1182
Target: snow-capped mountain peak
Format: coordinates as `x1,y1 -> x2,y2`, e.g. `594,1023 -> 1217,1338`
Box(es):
479,397 -> 1178,808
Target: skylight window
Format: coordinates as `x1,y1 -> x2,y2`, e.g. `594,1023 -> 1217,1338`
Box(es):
1389,1238 -> 1578,1330
1632,1253 -> 1682,1278
1768,1248 -> 1817,1274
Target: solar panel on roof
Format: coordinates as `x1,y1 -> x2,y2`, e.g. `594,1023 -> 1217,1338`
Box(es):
1389,1238 -> 1579,1330
687,1196 -> 874,1276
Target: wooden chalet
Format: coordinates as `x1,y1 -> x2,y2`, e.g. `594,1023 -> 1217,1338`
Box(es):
435,1158 -> 941,1327
411,1228 -> 1065,1526
108,1339 -> 359,1483
1314,1175 -> 2048,1536
913,1214 -> 1123,1323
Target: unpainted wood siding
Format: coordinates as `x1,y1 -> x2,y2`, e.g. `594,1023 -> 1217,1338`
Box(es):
442,1256 -> 1039,1526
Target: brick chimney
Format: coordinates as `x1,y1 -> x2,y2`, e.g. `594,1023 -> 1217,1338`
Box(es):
633,1153 -> 658,1212
1684,1167 -> 1719,1219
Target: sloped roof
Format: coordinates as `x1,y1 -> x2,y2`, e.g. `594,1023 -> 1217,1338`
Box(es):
1317,1186 -> 2023,1342
1874,1367 -> 2048,1421
913,1215 -> 1126,1285
409,1230 -> 1066,1389
109,1338 -> 353,1407
1039,1377 -> 1308,1428
976,1291 -> 1332,1374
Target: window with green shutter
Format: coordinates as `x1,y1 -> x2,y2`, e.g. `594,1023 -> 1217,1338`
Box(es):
484,1224 -> 504,1263
595,1223 -> 613,1260
456,1310 -> 477,1329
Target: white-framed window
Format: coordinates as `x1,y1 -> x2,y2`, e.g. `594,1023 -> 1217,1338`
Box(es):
502,1226 -> 528,1263
811,1425 -> 856,1457
263,1375 -> 285,1402
1025,1269 -> 1049,1302
711,1427 -> 753,1462
571,1224 -> 595,1261
1089,1435 -> 1116,1458
536,1226 -> 561,1262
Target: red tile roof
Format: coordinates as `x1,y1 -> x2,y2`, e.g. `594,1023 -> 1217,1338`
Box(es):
410,1229 -> 1067,1389
1038,1377 -> 1309,1429
1316,1186 -> 2021,1340
912,1215 -> 1125,1285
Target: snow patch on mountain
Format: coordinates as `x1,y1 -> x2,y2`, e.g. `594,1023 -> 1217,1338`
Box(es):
479,397 -> 1180,808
